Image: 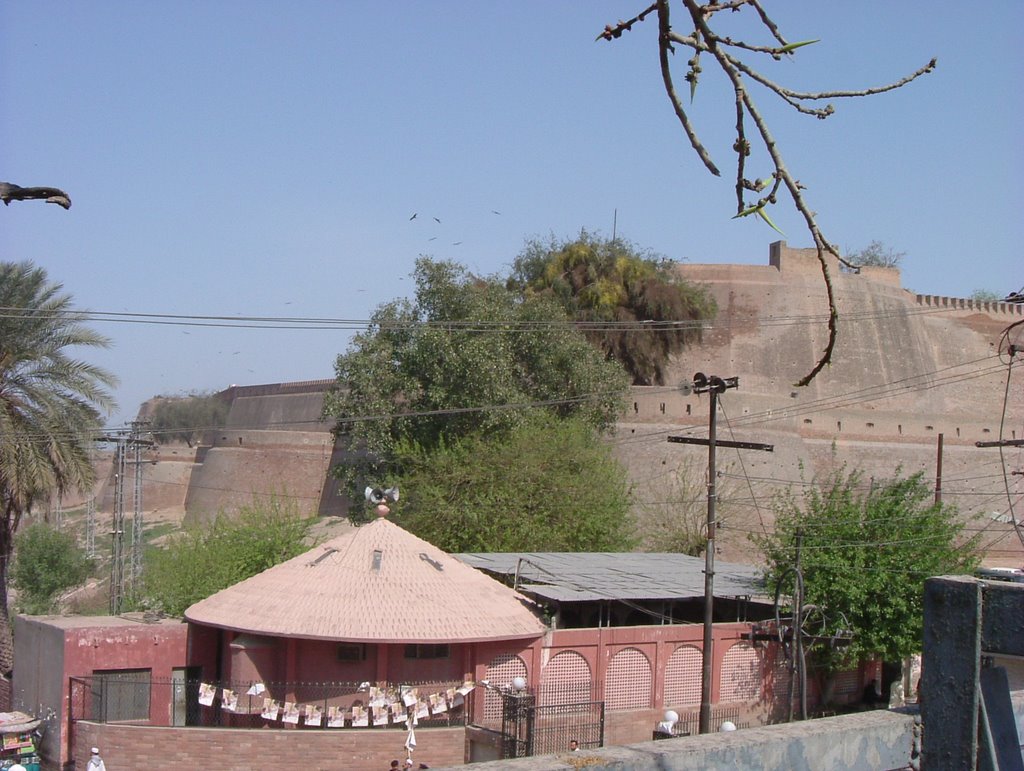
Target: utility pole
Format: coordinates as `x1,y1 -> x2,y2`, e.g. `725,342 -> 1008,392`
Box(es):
975,437 -> 1024,550
934,433 -> 944,506
668,373 -> 773,734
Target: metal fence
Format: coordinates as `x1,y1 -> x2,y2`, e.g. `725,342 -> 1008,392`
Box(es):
69,676 -> 474,731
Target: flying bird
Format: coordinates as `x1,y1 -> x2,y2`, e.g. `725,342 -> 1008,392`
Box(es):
491,210 -> 501,215
409,213 -> 417,220
452,241 -> 462,246
0,181 -> 72,209
428,236 -> 437,241
433,217 -> 441,223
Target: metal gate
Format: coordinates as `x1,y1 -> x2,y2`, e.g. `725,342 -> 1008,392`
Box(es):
500,692 -> 605,758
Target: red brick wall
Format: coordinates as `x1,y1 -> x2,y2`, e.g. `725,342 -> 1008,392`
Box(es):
74,722 -> 466,771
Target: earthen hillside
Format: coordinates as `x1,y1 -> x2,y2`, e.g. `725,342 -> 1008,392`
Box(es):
109,242 -> 1022,567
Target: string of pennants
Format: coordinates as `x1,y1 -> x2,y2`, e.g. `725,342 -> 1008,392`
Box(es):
196,681 -> 477,728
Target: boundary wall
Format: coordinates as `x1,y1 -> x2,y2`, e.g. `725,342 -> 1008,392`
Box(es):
436,709 -> 919,771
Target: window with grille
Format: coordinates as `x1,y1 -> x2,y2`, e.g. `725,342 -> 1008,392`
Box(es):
404,644 -> 449,659
720,642 -> 761,702
91,669 -> 151,722
539,651 -> 592,707
483,653 -> 528,723
606,647 -> 651,712
663,644 -> 702,707
337,643 -> 366,661
832,669 -> 859,695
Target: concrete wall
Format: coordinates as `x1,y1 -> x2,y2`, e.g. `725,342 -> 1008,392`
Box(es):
439,709 -> 920,771
11,617 -> 66,765
13,616 -> 187,770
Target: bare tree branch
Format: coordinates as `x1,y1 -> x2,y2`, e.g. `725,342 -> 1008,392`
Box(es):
598,0 -> 935,385
0,182 -> 72,210
657,1 -> 720,176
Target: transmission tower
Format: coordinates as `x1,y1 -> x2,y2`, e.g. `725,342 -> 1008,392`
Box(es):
110,436 -> 127,614
96,424 -> 154,614
85,497 -> 96,558
129,420 -> 151,598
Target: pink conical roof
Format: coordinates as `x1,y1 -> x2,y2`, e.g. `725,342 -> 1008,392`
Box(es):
184,517 -> 546,643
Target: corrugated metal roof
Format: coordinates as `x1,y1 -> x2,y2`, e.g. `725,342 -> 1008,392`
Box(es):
185,517 -> 547,643
454,552 -> 766,603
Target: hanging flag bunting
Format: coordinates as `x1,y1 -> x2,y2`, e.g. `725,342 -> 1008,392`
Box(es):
198,683 -> 216,707
261,699 -> 281,721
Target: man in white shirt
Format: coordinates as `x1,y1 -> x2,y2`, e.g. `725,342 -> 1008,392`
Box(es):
86,747 -> 107,771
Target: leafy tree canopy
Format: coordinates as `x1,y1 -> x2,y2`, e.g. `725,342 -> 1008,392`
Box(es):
508,232 -> 716,385
0,261 -> 116,670
141,497 -> 315,617
969,289 -> 1001,303
390,415 -> 635,553
847,241 -> 905,269
323,258 -> 631,513
757,469 -> 978,670
149,391 -> 229,446
12,522 -> 93,614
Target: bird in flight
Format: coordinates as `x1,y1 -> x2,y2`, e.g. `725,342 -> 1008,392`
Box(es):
409,213 -> 417,220
433,217 -> 441,223
491,210 -> 501,215
0,181 -> 72,209
452,241 -> 462,246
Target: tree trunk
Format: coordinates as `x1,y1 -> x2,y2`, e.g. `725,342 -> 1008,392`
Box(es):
0,514 -> 14,675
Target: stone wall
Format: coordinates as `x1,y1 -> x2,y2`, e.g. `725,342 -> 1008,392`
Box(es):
129,243 -> 1022,564
629,241 -> 1024,566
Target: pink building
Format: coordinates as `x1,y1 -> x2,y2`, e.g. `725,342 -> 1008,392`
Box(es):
15,514 -> 876,770
13,614 -> 187,770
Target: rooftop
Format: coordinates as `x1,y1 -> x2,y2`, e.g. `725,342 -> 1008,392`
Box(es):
454,552 -> 766,603
185,516 -> 548,643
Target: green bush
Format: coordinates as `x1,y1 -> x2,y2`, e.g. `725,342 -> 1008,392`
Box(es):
12,523 -> 93,614
142,496 -> 315,616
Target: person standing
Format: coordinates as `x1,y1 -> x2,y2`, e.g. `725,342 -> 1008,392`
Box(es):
87,747 -> 107,771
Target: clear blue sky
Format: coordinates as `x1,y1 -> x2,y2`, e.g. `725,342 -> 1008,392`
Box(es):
2,2 -> 1021,427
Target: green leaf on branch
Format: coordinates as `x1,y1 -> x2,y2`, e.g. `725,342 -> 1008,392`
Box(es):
780,39 -> 821,54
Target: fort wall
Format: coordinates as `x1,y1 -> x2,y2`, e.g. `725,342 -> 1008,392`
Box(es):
129,242 -> 1022,564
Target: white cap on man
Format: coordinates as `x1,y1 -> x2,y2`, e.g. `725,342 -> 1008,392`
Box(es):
91,747 -> 100,754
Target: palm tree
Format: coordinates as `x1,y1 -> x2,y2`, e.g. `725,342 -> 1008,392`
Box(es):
0,262 -> 116,672
509,233 -> 717,385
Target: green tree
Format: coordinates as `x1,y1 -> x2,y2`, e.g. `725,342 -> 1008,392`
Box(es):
0,262 -> 116,671
391,415 -> 635,553
969,289 -> 1001,302
323,257 -> 631,516
847,241 -> 905,269
11,522 -> 93,614
756,469 -> 978,671
149,391 -> 229,447
509,233 -> 716,386
141,497 -> 314,617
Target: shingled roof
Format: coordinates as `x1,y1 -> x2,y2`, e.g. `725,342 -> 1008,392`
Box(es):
184,516 -> 547,644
